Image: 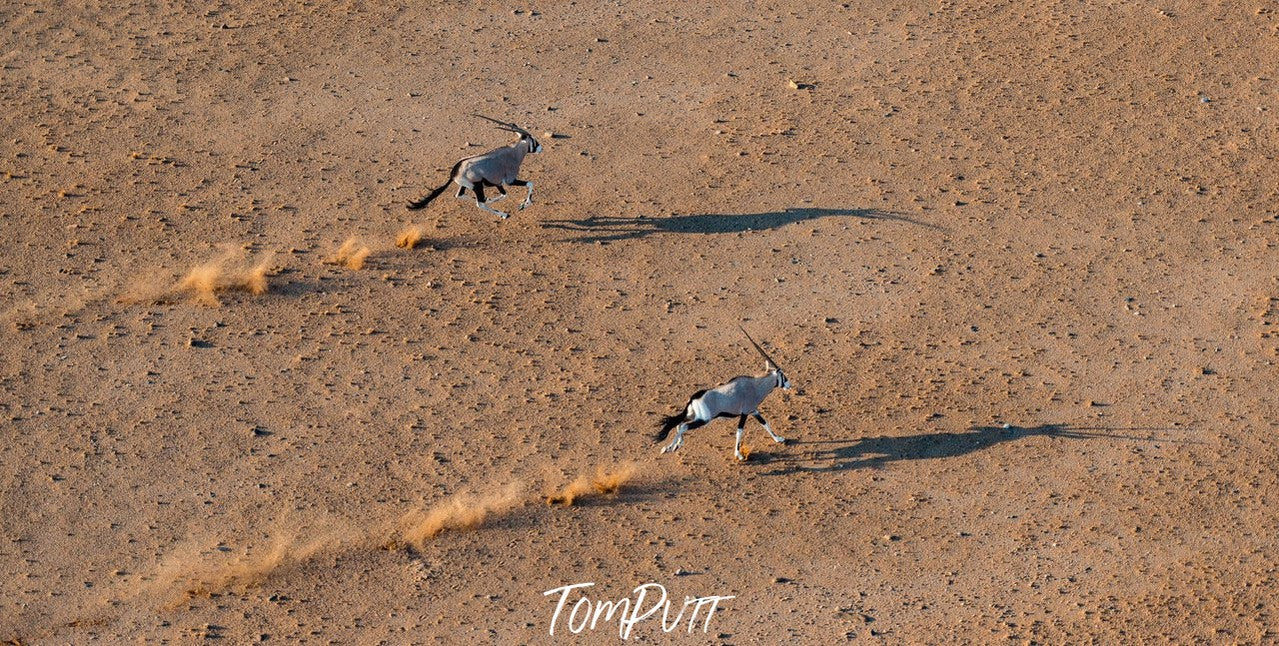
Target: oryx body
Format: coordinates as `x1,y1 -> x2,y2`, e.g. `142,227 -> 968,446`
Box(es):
656,328 -> 792,461
407,115 -> 542,219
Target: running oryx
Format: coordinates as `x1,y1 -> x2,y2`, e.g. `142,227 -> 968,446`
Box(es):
656,327 -> 792,461
406,114 -> 542,219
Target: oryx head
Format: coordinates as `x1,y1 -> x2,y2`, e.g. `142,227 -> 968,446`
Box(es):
473,114 -> 542,154
740,325 -> 791,390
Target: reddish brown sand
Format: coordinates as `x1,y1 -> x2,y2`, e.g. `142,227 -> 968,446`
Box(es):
3,1 -> 1278,643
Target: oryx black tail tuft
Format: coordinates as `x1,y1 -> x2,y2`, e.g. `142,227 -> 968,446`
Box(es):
407,159 -> 463,210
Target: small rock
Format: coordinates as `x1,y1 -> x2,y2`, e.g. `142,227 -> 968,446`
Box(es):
773,576 -> 791,584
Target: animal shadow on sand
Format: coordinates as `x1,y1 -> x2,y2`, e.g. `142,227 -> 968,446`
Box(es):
541,207 -> 941,243
758,424 -> 1190,476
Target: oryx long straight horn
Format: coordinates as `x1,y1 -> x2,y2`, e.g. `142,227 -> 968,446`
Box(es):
406,114 -> 543,219
739,325 -> 780,370
657,331 -> 794,461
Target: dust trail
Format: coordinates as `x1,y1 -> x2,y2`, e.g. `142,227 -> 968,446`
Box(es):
136,486 -> 523,605
395,225 -> 425,249
38,466 -> 647,634
394,485 -> 524,550
325,237 -> 371,269
147,521 -> 362,606
122,246 -> 275,305
546,463 -> 637,506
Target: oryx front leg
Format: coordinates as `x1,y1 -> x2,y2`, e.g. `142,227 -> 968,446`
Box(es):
753,412 -> 786,444
734,414 -> 748,461
509,179 -> 533,210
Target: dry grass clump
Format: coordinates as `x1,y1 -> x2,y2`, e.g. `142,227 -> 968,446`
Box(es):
546,463 -> 637,506
325,237 -> 371,270
395,225 -> 425,249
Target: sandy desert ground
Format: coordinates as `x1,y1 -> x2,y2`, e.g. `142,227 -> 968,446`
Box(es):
3,0 -> 1279,643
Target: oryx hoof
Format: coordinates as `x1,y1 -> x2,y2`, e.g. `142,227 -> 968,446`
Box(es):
774,437 -> 788,444
661,444 -> 673,454
735,452 -> 747,461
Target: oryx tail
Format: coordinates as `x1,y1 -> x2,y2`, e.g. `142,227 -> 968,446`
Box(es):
655,389 -> 706,442
407,159 -> 465,210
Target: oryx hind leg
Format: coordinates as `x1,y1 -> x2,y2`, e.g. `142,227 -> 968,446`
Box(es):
661,422 -> 687,453
753,412 -> 786,444
662,418 -> 706,454
471,183 -> 508,219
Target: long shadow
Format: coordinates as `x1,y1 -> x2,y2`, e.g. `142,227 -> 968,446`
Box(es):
541,207 -> 941,243
759,424 -> 1190,476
